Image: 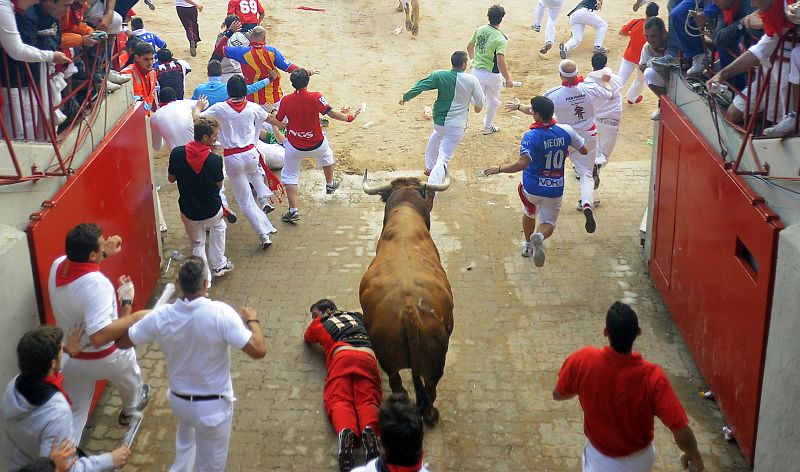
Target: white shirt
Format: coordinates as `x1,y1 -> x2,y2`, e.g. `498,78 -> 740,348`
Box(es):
128,297 -> 252,397
544,80 -> 612,132
48,256 -> 117,352
150,99 -> 197,151
201,100 -> 268,150
175,0 -> 197,8
585,67 -> 623,121
0,0 -> 55,63
351,459 -> 430,472
639,42 -> 665,68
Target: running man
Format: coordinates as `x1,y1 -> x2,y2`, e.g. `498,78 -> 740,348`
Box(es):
484,96 -> 587,266
586,52 -> 623,181
467,4 -> 514,135
560,0 -> 609,58
532,0 -> 566,55
399,50 -> 485,209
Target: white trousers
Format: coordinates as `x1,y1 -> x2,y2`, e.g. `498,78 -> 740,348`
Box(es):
168,394 -> 234,472
61,348 -> 143,444
565,8 -> 608,51
582,441 -> 656,472
224,149 -> 275,238
256,141 -> 285,170
1,87 -> 37,140
595,118 -> 619,168
473,68 -> 503,129
534,0 -> 564,45
180,208 -> 227,282
643,67 -> 666,88
425,124 -> 465,185
618,59 -> 645,103
570,127 -> 598,208
84,2 -> 123,34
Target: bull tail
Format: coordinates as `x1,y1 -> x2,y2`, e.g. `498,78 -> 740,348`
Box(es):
402,303 -> 431,415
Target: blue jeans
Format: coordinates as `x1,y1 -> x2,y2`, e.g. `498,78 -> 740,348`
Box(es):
667,0 -> 704,59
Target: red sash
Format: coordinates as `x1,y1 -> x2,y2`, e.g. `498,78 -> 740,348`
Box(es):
517,183 -> 537,214
73,344 -> 117,360
223,144 -> 255,156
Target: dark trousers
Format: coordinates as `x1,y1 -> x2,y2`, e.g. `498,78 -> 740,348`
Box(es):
241,23 -> 258,33
176,6 -> 200,43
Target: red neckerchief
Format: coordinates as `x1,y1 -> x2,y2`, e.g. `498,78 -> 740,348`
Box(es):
722,0 -> 741,24
562,76 -> 584,87
185,140 -> 212,174
226,98 -> 248,113
530,118 -> 557,129
55,259 -> 100,287
386,459 -> 424,472
760,0 -> 794,36
43,372 -> 72,405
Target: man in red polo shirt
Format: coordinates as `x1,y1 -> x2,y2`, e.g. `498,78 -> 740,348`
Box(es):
227,0 -> 264,32
553,301 -> 705,471
276,68 -> 361,223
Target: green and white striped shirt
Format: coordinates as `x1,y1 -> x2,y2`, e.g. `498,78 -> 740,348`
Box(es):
402,69 -> 485,127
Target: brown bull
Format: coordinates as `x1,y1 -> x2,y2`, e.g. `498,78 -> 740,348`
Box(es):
396,0 -> 420,36
359,171 -> 453,424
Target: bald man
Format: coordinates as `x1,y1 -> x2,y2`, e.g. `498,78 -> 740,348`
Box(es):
507,59 -> 611,234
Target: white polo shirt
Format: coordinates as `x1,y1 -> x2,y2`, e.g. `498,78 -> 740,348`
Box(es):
128,297 -> 252,397
48,256 -> 117,353
544,80 -> 612,132
200,101 -> 268,150
150,99 -> 197,152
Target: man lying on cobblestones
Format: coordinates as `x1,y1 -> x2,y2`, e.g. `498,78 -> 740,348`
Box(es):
484,96 -> 586,267
2,326 -> 131,471
48,223 -> 151,445
118,256 -> 266,472
351,393 -> 430,472
553,301 -> 705,471
304,299 -> 382,472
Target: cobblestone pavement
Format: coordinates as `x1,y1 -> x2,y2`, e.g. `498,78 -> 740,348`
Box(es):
82,161 -> 750,471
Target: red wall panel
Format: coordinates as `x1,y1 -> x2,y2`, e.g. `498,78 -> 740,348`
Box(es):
26,103 -> 160,411
650,98 -> 783,464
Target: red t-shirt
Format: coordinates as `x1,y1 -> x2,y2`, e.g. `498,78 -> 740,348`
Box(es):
556,346 -> 689,457
276,88 -> 333,150
227,0 -> 264,25
621,18 -> 647,64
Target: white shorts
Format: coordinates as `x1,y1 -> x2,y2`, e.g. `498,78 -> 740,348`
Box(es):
643,67 -> 665,88
521,187 -> 562,227
582,441 -> 656,472
281,137 -> 334,185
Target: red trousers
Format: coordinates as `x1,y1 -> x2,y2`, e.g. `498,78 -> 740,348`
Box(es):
175,6 -> 200,43
324,350 -> 382,435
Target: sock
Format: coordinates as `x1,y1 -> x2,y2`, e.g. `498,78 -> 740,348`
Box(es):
289,207 -> 297,213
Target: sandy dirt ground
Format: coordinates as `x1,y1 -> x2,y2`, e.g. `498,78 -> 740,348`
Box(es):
77,0 -> 751,471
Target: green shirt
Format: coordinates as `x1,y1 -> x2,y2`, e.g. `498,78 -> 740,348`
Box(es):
402,69 -> 485,127
470,24 -> 508,73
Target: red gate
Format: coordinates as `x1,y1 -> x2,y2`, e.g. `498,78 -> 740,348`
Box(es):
650,97 -> 783,463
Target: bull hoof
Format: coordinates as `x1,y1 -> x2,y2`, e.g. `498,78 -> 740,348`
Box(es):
405,19 -> 413,31
423,407 -> 439,425
412,22 -> 419,36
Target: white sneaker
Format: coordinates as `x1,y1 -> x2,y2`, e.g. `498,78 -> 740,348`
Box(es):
483,124 -> 500,135
531,24 -> 541,32
54,109 -> 67,126
259,233 -> 272,249
521,240 -> 533,257
531,233 -> 545,267
763,112 -> 797,138
212,260 -> 234,277
651,109 -> 660,121
575,199 -> 601,211
687,54 -> 705,76
106,81 -> 121,93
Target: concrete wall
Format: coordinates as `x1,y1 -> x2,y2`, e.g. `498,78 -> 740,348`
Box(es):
755,223 -> 800,471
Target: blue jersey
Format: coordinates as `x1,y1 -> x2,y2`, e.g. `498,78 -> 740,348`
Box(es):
520,123 -> 584,198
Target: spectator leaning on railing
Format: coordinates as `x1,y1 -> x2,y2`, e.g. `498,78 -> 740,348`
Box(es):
0,0 -> 69,64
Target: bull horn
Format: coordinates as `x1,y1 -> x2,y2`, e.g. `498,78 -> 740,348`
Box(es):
362,169 -> 393,195
424,169 -> 451,192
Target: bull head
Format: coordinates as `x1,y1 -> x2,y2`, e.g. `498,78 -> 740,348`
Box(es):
362,169 -> 451,197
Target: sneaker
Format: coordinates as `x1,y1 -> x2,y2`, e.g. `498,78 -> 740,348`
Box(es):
763,112 -> 798,138
584,206 -> 597,234
262,202 -> 275,214
482,124 -> 500,135
531,232 -> 546,267
189,41 -> 197,57
281,209 -> 300,223
337,429 -> 356,472
633,0 -> 647,11
531,23 -> 541,32
118,384 -> 151,425
521,240 -> 534,257
107,71 -> 132,85
326,180 -> 341,194
539,42 -> 552,54
143,0 -> 155,9
559,43 -> 568,59
593,45 -> 609,54
54,109 -> 67,126
106,81 -> 121,93
593,163 -> 600,190
362,426 -> 381,461
652,54 -> 680,67
687,54 -> 706,76
627,95 -> 644,104
212,260 -> 234,277
259,233 -> 272,249
575,199 -> 601,211
651,109 -> 660,121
